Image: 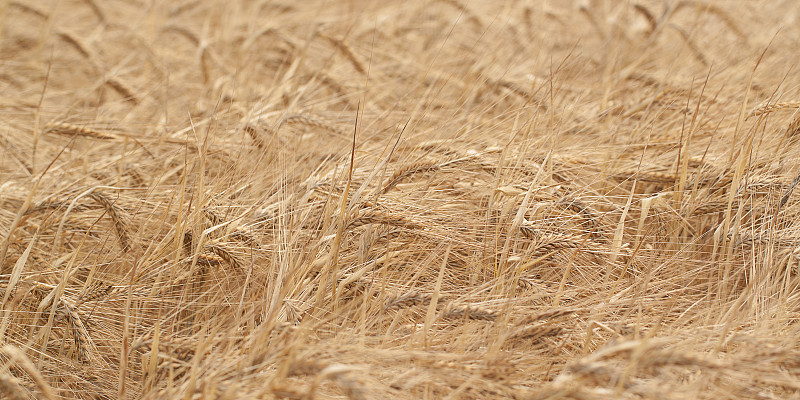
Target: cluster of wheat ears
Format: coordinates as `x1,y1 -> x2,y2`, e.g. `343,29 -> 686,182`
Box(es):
2,0 -> 800,399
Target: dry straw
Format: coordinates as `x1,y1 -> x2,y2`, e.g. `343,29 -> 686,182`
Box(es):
5,2 -> 800,399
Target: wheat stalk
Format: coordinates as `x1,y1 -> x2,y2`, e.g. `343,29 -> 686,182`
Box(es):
613,169 -> 677,183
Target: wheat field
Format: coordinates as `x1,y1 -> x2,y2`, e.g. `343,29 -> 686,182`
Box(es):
2,0 -> 800,399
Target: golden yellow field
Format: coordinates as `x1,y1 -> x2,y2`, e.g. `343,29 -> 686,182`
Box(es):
2,0 -> 800,398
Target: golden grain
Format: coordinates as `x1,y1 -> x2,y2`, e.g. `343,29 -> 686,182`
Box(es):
2,2 -> 798,399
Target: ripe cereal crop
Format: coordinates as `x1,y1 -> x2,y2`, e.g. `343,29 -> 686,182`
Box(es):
2,1 -> 800,399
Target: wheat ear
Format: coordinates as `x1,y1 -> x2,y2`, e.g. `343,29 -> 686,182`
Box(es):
105,76 -> 140,105
674,1 -> 746,40
380,162 -> 441,194
206,242 -> 243,272
282,115 -> 348,139
56,300 -> 94,362
81,0 -> 106,23
434,0 -> 483,28
669,24 -> 709,66
750,101 -> 800,117
385,292 -> 434,310
509,325 -> 563,341
9,1 -> 49,19
520,227 -> 606,256
243,124 -> 276,149
56,31 -> 94,59
784,114 -> 800,139
161,25 -> 201,46
318,33 -> 366,75
487,78 -> 542,106
347,210 -> 422,230
74,284 -> 115,309
44,122 -> 117,140
0,372 -> 27,400
442,304 -> 499,321
633,4 -> 658,33
0,346 -> 57,400
88,192 -> 132,252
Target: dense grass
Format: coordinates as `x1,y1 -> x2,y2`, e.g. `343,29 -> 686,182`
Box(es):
2,0 -> 800,398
